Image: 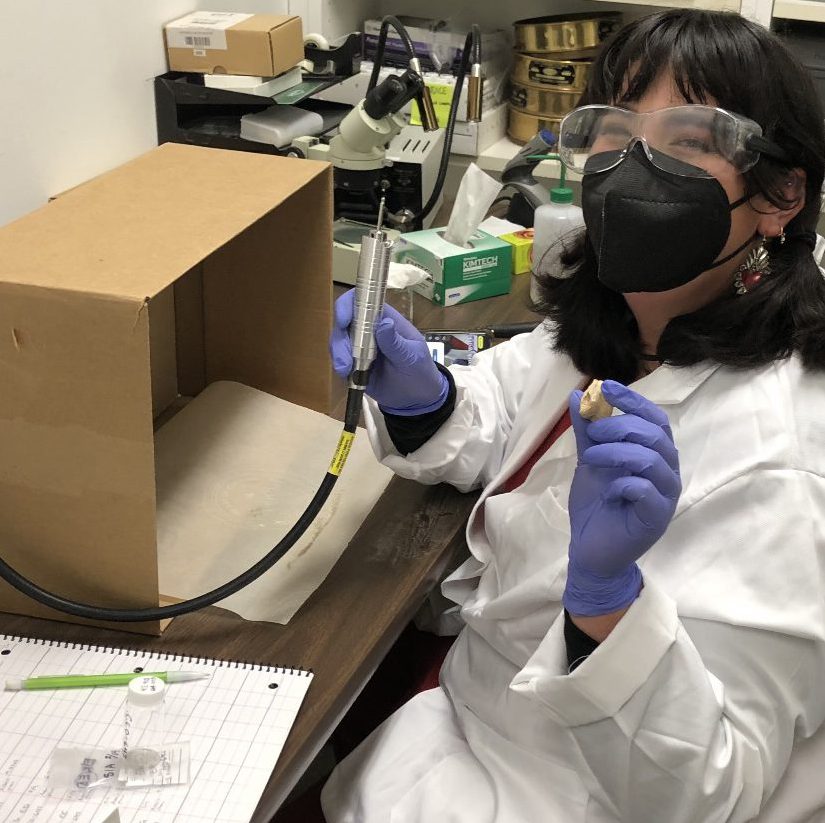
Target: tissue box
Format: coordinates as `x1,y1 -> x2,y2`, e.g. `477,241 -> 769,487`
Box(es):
449,103 -> 509,156
394,229 -> 512,306
500,229 -> 534,275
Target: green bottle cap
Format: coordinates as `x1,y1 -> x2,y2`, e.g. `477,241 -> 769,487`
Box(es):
549,156 -> 574,204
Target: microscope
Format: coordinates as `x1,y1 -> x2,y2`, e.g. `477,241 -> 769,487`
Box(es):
292,18 -> 482,284
292,66 -> 443,229
291,18 -> 483,235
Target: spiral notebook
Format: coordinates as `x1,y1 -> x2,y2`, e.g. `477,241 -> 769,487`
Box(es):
0,634 -> 313,823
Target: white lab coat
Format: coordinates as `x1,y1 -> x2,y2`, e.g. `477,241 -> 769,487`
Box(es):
322,326 -> 825,823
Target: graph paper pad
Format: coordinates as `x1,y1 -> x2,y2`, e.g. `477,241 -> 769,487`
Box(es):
0,635 -> 313,822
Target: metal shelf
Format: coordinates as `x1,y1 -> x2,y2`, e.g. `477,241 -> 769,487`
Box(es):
773,0 -> 825,22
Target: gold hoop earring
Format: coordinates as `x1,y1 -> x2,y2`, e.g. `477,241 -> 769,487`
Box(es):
734,236 -> 771,295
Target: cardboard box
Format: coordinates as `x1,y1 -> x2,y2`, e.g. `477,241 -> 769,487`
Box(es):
450,103 -> 509,156
165,12 -> 303,77
500,229 -> 535,275
395,229 -> 511,306
0,143 -> 332,634
363,18 -> 510,72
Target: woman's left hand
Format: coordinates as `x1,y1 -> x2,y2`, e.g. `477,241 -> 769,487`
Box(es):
563,380 -> 681,617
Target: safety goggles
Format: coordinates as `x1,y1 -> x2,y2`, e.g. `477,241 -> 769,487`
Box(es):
558,104 -> 791,178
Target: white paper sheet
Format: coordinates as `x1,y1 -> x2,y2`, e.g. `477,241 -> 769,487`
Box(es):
154,381 -> 392,624
0,634 -> 312,822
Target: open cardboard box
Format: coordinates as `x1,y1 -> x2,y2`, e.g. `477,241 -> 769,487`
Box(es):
0,144 -> 332,635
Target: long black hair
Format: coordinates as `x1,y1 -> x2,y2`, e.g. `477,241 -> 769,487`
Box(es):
534,10 -> 825,384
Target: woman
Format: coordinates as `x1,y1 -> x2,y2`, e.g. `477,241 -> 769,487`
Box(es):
325,9 -> 825,822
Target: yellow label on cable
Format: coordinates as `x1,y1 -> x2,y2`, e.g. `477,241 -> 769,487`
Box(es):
329,431 -> 355,476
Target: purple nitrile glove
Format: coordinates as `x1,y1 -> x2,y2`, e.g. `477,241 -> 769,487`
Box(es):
329,289 -> 449,415
563,380 -> 681,617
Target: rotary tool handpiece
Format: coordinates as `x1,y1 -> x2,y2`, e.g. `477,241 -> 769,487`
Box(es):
349,201 -> 393,388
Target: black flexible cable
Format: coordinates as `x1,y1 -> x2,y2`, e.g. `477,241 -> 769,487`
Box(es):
0,388 -> 366,623
368,16 -> 416,93
405,31 -> 473,227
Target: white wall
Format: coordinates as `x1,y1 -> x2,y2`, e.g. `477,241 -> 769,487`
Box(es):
0,0 -> 303,228
0,0 -> 646,228
288,0 -> 380,39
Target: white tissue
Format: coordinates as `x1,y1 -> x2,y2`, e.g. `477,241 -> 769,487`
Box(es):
812,233 -> 825,281
444,163 -> 503,247
387,262 -> 428,289
814,233 -> 825,265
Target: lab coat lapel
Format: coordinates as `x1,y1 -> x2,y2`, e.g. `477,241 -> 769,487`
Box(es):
480,357 -> 718,501
628,360 -> 721,406
488,354 -> 584,495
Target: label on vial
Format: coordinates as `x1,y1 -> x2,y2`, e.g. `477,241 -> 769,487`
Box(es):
49,747 -> 122,790
119,741 -> 190,787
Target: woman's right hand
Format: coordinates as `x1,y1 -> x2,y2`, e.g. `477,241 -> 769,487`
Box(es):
329,290 -> 450,416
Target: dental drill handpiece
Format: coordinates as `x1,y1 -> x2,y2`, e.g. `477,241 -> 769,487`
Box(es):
349,198 -> 393,390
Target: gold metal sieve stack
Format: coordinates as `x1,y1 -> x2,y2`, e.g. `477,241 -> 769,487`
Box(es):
507,12 -> 622,144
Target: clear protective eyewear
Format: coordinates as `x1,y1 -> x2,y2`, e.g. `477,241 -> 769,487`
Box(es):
558,104 -> 791,178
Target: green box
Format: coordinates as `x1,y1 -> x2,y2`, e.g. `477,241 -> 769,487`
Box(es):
394,228 -> 512,306
499,229 -> 534,275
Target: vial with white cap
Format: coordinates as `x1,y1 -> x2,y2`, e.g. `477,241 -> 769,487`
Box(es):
122,675 -> 168,770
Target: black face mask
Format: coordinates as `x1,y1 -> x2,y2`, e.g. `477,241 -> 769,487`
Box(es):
581,142 -> 751,293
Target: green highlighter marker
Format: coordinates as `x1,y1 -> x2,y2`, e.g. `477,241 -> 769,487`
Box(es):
4,670 -> 210,691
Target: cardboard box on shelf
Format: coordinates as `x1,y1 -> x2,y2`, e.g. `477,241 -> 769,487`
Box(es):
0,144 -> 332,634
362,18 -> 510,73
450,103 -> 509,156
394,228 -> 512,306
165,12 -> 303,77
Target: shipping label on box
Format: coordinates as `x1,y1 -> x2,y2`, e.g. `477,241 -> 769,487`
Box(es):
166,12 -> 253,52
395,229 -> 512,306
165,12 -> 303,76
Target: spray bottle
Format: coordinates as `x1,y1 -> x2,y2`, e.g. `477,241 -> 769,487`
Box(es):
530,155 -> 584,303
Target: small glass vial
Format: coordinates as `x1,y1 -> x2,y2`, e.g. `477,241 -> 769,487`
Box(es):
122,676 -> 167,770
385,285 -> 415,324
